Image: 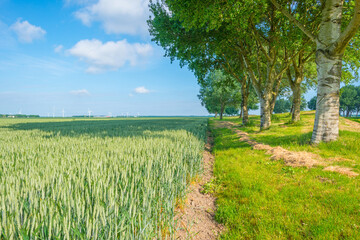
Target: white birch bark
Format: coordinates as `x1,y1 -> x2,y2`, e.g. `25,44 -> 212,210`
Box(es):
311,0 -> 343,144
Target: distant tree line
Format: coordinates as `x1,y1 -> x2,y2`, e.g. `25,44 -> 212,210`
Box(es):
340,85 -> 360,117
0,114 -> 40,118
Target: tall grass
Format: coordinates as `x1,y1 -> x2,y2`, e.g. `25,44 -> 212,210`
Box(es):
0,118 -> 207,239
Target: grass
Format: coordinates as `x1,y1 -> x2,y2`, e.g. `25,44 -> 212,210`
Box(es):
0,117 -> 207,239
348,117 -> 360,124
210,111 -> 360,239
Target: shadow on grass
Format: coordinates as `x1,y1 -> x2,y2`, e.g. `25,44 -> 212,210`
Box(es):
253,132 -> 313,147
3,118 -> 208,139
212,128 -> 253,151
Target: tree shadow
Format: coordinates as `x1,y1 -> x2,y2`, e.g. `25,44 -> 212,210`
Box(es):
4,118 -> 208,140
253,132 -> 313,147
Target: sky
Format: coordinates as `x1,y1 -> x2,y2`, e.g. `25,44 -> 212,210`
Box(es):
0,0 -> 210,116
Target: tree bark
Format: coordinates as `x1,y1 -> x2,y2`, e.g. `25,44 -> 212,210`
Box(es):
242,100 -> 249,125
241,81 -> 249,125
291,81 -> 302,122
311,0 -> 343,144
260,94 -> 272,130
220,104 -> 225,120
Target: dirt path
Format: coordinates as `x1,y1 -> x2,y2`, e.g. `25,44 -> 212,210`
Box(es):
175,134 -> 224,239
340,118 -> 360,132
216,121 -> 358,178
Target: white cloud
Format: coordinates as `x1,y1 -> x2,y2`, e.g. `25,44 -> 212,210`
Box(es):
134,86 -> 150,94
74,0 -> 150,35
10,20 -> 46,43
54,45 -> 64,53
67,39 -> 153,73
70,89 -> 90,96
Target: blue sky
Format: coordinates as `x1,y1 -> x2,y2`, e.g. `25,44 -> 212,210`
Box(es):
0,0 -> 210,116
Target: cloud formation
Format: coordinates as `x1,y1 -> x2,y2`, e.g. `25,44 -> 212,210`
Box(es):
10,20 -> 46,43
70,89 -> 90,96
67,39 -> 153,73
134,86 -> 150,94
74,0 -> 150,35
54,45 -> 64,53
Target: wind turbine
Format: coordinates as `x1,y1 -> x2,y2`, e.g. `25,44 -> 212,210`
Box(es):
88,109 -> 92,118
62,109 -> 65,118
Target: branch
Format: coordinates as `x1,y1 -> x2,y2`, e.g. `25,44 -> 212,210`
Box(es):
237,43 -> 261,93
220,55 -> 243,84
331,0 -> 360,54
249,19 -> 273,62
274,48 -> 303,80
303,49 -> 316,63
269,0 -> 316,42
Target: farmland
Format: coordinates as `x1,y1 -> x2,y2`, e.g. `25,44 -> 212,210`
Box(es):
0,117 -> 207,239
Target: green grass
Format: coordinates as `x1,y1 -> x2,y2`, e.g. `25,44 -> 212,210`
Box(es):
0,117 -> 207,239
348,117 -> 360,124
211,112 -> 360,239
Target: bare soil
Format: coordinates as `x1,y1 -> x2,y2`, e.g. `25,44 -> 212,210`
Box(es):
340,118 -> 360,132
217,121 -> 358,177
175,134 -> 224,239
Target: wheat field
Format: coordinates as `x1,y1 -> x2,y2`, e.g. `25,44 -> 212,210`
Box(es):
0,117 -> 207,239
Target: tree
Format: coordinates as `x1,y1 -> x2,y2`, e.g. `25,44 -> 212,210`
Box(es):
273,99 -> 291,114
340,85 -> 358,117
148,1 -> 255,125
355,86 -> 360,117
197,70 -> 242,119
270,0 -> 360,143
308,96 -> 317,111
158,0 -> 325,130
225,107 -> 239,116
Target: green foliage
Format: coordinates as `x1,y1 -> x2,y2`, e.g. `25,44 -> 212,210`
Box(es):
0,118 -> 207,239
340,85 -> 360,116
300,96 -> 307,111
198,70 -> 242,116
273,98 -> 291,113
308,96 -> 317,110
225,107 -> 239,116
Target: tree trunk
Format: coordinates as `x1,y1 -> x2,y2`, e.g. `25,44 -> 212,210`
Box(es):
311,51 -> 341,143
220,104 -> 225,120
241,82 -> 249,125
242,103 -> 249,125
291,82 -> 301,122
260,94 -> 272,130
214,112 -> 218,118
311,0 -> 342,144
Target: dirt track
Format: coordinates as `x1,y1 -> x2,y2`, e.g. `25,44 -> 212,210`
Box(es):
216,121 -> 359,177
175,133 -> 224,239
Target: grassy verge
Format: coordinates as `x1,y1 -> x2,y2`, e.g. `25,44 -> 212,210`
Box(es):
210,112 -> 360,239
348,117 -> 360,124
